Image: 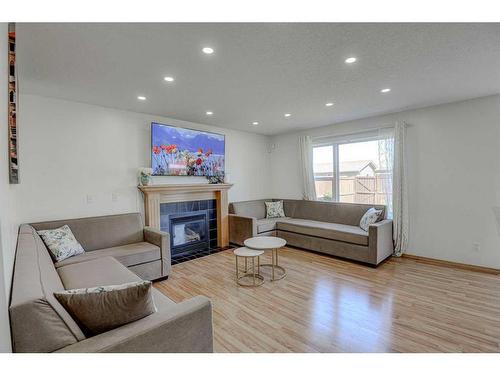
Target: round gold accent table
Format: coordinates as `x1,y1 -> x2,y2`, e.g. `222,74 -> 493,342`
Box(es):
234,247 -> 265,287
244,236 -> 287,281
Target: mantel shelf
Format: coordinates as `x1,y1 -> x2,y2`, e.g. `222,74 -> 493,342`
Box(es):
138,183 -> 233,194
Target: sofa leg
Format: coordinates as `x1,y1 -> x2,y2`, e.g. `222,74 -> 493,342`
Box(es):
154,275 -> 169,282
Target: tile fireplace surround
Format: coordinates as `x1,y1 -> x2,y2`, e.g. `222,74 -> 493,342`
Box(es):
138,183 -> 233,250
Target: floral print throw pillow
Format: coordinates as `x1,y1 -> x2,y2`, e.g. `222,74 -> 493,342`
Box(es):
359,208 -> 383,232
37,225 -> 85,262
265,200 -> 286,218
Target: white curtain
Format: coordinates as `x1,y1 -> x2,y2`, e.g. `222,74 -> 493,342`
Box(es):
377,129 -> 395,219
299,135 -> 317,201
392,121 -> 409,256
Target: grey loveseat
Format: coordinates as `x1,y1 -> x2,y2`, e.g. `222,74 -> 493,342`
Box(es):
229,199 -> 393,266
9,213 -> 213,353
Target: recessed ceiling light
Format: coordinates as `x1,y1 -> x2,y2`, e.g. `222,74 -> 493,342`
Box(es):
380,88 -> 391,93
137,96 -> 146,101
325,102 -> 334,107
345,57 -> 357,64
284,113 -> 291,118
206,111 -> 213,116
202,47 -> 214,54
164,76 -> 175,82
252,122 -> 259,126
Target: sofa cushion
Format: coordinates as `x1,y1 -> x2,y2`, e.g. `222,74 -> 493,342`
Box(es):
229,199 -> 274,220
30,213 -> 144,252
54,242 -> 161,268
10,225 -> 86,352
57,256 -> 176,314
276,218 -> 369,246
57,256 -> 142,290
256,217 -> 290,233
54,280 -> 156,336
282,200 -> 386,226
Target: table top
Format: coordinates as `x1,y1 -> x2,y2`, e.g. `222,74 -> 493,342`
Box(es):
244,236 -> 287,250
233,247 -> 264,257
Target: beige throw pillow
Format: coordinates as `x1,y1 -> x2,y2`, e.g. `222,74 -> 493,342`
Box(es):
54,280 -> 156,336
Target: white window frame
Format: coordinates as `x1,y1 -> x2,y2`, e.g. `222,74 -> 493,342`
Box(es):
312,129 -> 393,202
312,143 -> 339,201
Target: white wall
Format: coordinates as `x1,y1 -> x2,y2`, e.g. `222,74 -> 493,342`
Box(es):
0,22 -> 15,353
15,94 -> 273,224
270,95 -> 500,269
13,94 -> 500,271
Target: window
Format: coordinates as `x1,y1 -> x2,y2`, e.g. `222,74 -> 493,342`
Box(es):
313,145 -> 334,201
313,130 -> 394,216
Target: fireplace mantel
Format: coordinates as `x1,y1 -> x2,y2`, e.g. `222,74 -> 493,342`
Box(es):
138,183 -> 233,247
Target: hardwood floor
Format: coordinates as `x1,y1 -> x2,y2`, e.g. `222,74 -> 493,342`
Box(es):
155,247 -> 500,352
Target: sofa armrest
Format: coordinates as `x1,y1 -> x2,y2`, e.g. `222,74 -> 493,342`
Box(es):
144,226 -> 171,277
368,219 -> 394,265
229,214 -> 257,246
56,296 -> 213,353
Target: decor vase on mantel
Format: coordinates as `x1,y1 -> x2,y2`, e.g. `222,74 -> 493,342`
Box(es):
139,167 -> 153,186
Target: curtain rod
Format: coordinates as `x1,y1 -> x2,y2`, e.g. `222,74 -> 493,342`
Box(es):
311,124 -> 395,141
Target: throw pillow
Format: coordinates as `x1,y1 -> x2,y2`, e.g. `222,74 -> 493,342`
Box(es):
37,225 -> 85,262
265,200 -> 286,218
54,280 -> 156,336
359,207 -> 383,232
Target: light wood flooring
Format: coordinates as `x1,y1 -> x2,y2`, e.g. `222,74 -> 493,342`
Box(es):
155,247 -> 500,352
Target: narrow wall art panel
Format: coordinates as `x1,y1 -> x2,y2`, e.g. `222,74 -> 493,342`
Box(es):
8,23 -> 18,183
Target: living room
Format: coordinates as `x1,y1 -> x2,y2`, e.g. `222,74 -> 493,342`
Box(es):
1,1 -> 500,373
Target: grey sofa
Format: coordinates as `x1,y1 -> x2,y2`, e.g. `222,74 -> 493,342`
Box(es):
9,213 -> 213,353
26,213 -> 170,281
229,199 -> 393,266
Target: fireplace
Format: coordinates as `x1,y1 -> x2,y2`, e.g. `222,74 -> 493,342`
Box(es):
168,211 -> 209,258
139,183 -> 232,250
160,199 -> 218,261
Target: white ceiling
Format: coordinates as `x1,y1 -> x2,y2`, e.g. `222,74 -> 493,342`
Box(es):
18,23 -> 500,135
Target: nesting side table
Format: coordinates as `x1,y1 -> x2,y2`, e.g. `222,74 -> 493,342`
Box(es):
244,236 -> 287,281
233,247 -> 265,287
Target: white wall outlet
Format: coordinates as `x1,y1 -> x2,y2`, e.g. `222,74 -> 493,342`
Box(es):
112,192 -> 119,202
86,194 -> 94,204
472,242 -> 480,252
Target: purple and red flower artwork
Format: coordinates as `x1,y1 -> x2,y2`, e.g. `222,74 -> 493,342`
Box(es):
151,123 -> 225,176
